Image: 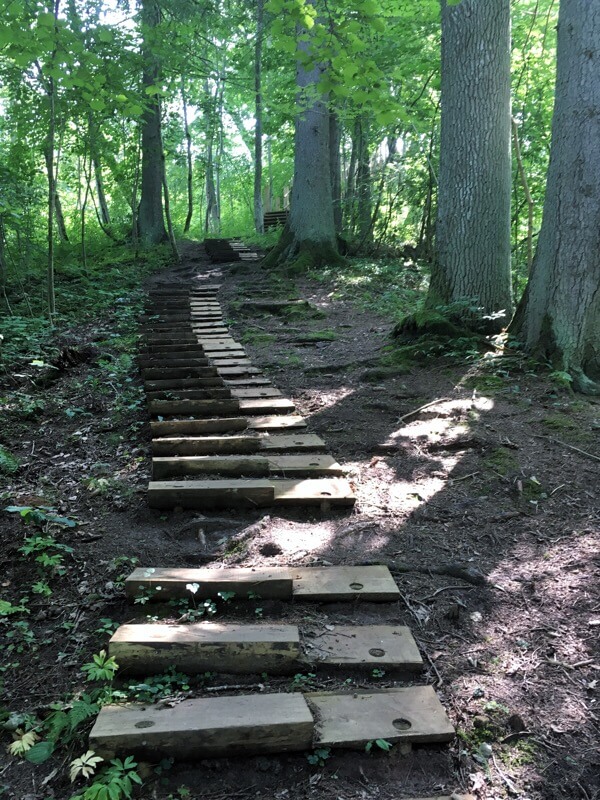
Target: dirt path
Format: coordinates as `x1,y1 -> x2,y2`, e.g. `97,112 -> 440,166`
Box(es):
1,242 -> 598,800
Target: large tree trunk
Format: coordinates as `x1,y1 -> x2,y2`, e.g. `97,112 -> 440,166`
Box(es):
509,0 -> 600,393
428,0 -> 512,330
138,0 -> 167,246
263,1 -> 343,270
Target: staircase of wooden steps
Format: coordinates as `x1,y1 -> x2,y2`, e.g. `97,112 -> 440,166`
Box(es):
89,565 -> 456,762
204,238 -> 260,263
263,210 -> 289,230
84,258 -> 461,787
140,282 -> 356,510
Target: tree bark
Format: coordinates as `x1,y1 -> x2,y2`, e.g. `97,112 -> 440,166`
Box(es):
356,115 -> 372,245
263,0 -> 343,270
253,0 -> 264,234
181,78 -> 194,234
429,0 -> 512,330
509,0 -> 600,393
138,0 -> 167,246
329,109 -> 342,234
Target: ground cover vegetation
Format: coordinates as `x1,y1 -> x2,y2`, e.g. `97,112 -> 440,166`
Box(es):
0,0 -> 599,799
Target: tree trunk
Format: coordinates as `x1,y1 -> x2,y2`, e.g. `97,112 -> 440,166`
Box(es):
355,115 -> 372,245
263,0 -> 343,271
329,109 -> 342,234
138,0 -> 167,246
253,0 -> 264,234
509,0 -> 600,393
181,78 -> 194,234
429,0 -> 512,330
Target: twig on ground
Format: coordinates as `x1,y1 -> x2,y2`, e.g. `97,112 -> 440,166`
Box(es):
534,434 -> 600,464
397,397 -> 452,423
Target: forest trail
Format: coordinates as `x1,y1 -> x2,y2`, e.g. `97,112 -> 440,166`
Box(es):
90,240 -> 457,768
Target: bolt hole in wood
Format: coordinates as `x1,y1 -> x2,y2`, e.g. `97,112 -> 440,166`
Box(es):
368,648 -> 385,657
393,718 -> 412,731
134,721 -> 155,729
349,583 -> 364,590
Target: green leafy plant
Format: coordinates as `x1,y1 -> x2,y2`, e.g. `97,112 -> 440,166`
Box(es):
365,738 -> 393,753
306,746 -> 331,767
71,756 -> 142,800
7,506 -> 77,529
70,750 -> 104,782
81,651 -> 119,682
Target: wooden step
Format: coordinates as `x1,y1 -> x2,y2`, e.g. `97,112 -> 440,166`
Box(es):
110,622 -> 301,675
147,398 -> 295,416
151,454 -> 344,479
231,387 -> 282,398
152,435 -> 263,456
125,566 -> 293,601
149,415 -> 307,438
303,625 -> 422,671
151,433 -> 324,455
125,566 -> 398,603
109,623 -> 421,675
223,377 -> 272,386
90,693 -> 313,761
211,358 -> 252,367
144,377 -> 226,391
309,687 -> 455,748
146,388 -> 233,402
142,366 -> 219,380
147,477 -> 354,508
139,357 -> 210,369
292,566 -> 397,601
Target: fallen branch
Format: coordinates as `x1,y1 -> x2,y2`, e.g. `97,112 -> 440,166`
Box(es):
397,397 -> 451,423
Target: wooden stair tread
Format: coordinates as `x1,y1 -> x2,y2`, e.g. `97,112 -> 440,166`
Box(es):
151,454 -> 344,479
109,622 -> 422,674
124,566 -> 397,603
110,622 -> 301,675
309,687 -> 455,747
90,693 -> 314,760
147,477 -> 354,508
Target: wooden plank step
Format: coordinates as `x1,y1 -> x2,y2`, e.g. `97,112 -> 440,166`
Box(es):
223,377 -> 272,386
231,387 -> 282,398
145,388 -> 233,401
151,433 -> 325,456
142,366 -> 219,380
151,435 -> 262,456
149,415 -> 307,437
90,694 -> 313,761
147,477 -> 353,508
238,398 -> 295,413
272,478 -> 355,507
108,623 -> 421,675
147,399 -> 241,416
110,623 -> 301,675
211,358 -> 252,367
138,357 -> 210,368
259,434 -> 326,451
203,350 -> 248,359
292,566 -> 397,601
124,566 -> 293,601
309,687 -> 455,748
147,478 -> 275,507
141,348 -> 211,359
303,625 -> 422,671
151,454 -> 344,480
144,377 -> 226,391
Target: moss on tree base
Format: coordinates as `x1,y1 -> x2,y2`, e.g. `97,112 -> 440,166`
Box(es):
262,228 -> 347,273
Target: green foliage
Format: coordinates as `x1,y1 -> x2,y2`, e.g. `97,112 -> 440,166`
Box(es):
0,446 -> 20,474
81,650 -> 119,682
71,756 -> 142,800
306,747 -> 331,767
365,738 -> 393,753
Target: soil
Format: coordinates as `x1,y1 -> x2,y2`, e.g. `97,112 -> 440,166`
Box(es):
0,242 -> 599,800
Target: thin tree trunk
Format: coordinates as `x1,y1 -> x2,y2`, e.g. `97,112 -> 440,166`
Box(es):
429,0 -> 512,329
181,77 -> 194,234
253,0 -> 264,233
345,120 -> 359,233
356,115 -> 372,244
329,109 -> 342,234
511,117 -> 534,272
